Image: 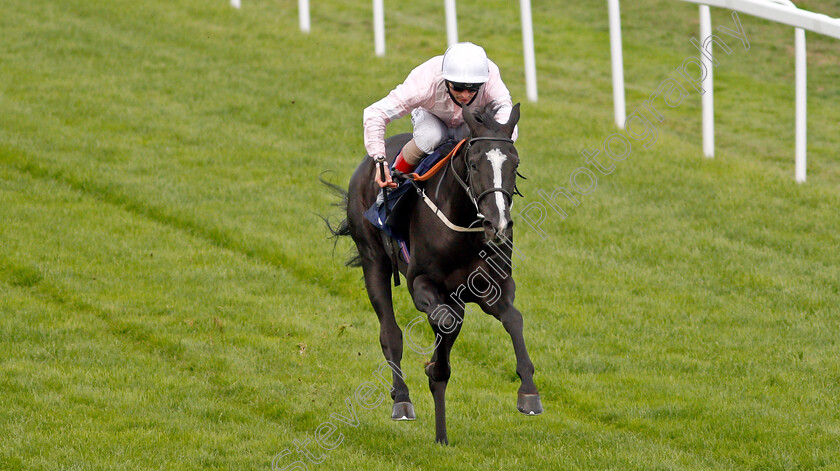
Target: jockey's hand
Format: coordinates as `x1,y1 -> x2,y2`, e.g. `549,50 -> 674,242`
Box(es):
373,156 -> 398,189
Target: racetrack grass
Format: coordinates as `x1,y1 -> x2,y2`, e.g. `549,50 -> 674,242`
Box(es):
1,0 -> 839,469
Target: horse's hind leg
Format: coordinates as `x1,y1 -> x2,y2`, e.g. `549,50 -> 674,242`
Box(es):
359,252 -> 415,420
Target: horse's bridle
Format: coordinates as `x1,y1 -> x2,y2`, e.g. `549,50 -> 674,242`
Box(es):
451,136 -> 516,219
408,136 -> 524,233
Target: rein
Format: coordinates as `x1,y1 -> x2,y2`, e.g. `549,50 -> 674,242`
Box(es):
407,136 -> 516,233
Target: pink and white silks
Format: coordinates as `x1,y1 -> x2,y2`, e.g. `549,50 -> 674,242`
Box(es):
363,55 -> 519,159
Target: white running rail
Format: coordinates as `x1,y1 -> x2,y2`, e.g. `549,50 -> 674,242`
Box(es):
293,1 -> 539,102
609,0 -> 840,182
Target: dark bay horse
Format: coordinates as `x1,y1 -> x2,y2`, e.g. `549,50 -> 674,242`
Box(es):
330,103 -> 541,444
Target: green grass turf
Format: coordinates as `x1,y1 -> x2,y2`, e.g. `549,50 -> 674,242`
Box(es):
1,0 -> 839,469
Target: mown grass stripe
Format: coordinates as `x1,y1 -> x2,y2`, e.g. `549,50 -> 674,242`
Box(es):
0,143 -> 367,310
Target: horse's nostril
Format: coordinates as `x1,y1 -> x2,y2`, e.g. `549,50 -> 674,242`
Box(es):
482,220 -> 496,237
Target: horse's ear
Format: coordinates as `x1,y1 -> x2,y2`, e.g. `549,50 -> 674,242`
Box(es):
502,103 -> 521,137
462,105 -> 481,136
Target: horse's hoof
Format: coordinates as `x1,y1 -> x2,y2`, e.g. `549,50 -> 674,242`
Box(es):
391,401 -> 416,421
435,436 -> 449,445
517,393 -> 543,416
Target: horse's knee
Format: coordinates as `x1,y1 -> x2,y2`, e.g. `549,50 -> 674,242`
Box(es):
379,324 -> 403,348
497,306 -> 523,332
425,361 -> 451,383
411,277 -> 441,313
412,294 -> 434,313
428,304 -> 463,335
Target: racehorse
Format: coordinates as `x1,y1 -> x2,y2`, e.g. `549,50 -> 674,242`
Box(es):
327,102 -> 541,444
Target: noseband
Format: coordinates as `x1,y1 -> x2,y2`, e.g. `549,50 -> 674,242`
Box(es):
451,136 -> 515,218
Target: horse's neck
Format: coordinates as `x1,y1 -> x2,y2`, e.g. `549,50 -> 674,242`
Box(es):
429,160 -> 477,225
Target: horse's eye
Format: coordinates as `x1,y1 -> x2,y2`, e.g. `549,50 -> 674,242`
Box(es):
469,161 -> 477,169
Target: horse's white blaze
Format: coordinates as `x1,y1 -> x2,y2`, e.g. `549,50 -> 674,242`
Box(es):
486,148 -> 508,230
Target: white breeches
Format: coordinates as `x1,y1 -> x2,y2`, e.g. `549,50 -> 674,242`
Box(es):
411,109 -> 470,154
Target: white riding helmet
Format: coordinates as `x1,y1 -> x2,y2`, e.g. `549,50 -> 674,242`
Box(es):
441,42 -> 490,85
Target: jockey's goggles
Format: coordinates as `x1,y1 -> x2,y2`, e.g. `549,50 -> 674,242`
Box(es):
447,81 -> 483,93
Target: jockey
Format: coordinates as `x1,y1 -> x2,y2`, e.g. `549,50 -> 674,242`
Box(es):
364,42 -> 519,189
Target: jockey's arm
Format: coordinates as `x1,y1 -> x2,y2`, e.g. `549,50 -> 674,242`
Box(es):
364,96 -> 407,189
363,63 -> 436,187
363,95 -> 405,160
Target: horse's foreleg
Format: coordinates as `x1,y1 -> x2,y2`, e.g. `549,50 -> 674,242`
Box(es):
412,275 -> 463,444
479,282 -> 542,416
499,304 -> 542,415
426,325 -> 461,445
426,354 -> 448,445
360,256 -> 414,419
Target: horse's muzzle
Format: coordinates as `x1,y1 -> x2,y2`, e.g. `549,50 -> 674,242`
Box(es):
483,219 -> 513,245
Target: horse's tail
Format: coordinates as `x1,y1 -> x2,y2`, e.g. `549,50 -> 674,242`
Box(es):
319,172 -> 362,267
